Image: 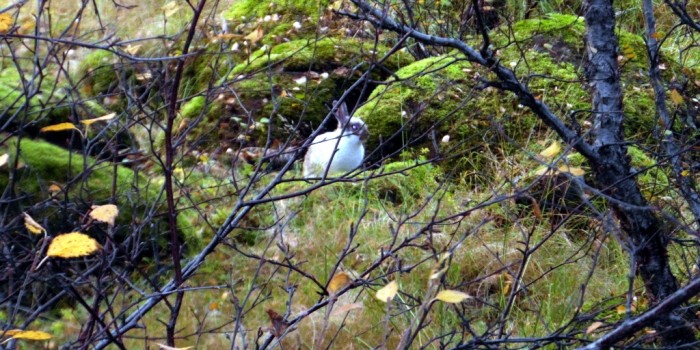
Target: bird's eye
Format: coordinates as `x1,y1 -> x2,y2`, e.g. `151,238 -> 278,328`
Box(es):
352,125 -> 358,130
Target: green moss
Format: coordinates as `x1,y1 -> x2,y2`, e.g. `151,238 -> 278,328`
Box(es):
225,0 -> 328,21
357,52 -> 541,175
501,13 -> 646,67
230,37 -> 412,76
0,67 -> 71,128
509,13 -> 586,48
0,138 -> 199,247
76,50 -> 119,96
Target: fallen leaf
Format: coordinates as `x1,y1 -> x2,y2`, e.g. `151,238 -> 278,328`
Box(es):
534,167 -> 552,176
266,309 -> 290,338
539,142 -> 561,159
375,280 -> 398,303
245,26 -> 264,44
0,13 -> 13,34
81,112 -> 116,126
327,272 -> 353,294
586,321 -> 603,335
40,122 -> 78,132
124,44 -> 141,55
23,213 -> 45,235
330,302 -> 364,317
670,89 -> 683,105
89,204 -> 119,226
48,183 -> 62,193
4,330 -> 52,341
434,290 -> 471,304
161,1 -> 181,17
558,165 -> 585,176
47,232 -> 101,258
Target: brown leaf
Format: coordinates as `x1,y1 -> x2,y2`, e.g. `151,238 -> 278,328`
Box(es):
586,321 -> 603,335
266,309 -> 289,338
330,302 -> 364,317
245,26 -> 264,44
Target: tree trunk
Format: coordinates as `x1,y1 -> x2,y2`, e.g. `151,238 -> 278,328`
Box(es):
584,0 -> 694,345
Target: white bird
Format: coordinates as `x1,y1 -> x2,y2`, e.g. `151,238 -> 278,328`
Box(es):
303,101 -> 369,178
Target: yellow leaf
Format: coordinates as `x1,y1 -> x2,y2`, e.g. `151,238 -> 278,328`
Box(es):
47,232 -> 101,258
40,122 -> 77,132
23,213 -> 45,235
586,321 -> 603,335
375,280 -> 398,303
558,165 -> 585,176
429,266 -> 448,280
5,330 -> 52,340
48,183 -> 62,193
434,290 -> 471,304
682,170 -> 690,177
539,142 -> 561,159
161,1 -> 181,17
89,204 -> 119,226
124,44 -> 141,55
244,26 -> 264,44
327,272 -> 353,294
534,167 -> 552,176
0,13 -> 13,34
3,329 -> 22,336
81,112 -> 116,126
0,153 -> 8,168
670,89 -> 683,105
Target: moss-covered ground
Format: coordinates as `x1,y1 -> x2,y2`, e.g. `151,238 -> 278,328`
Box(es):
2,1 -> 700,348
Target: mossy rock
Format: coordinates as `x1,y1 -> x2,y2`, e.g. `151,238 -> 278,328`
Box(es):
356,53 -> 542,174
561,146 -> 670,200
0,138 -> 200,249
492,13 -> 691,139
0,67 -> 77,132
229,37 -> 412,76
225,0 -> 327,22
76,50 -> 121,97
175,37 -> 413,152
357,13 -> 681,176
223,0 -> 332,46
